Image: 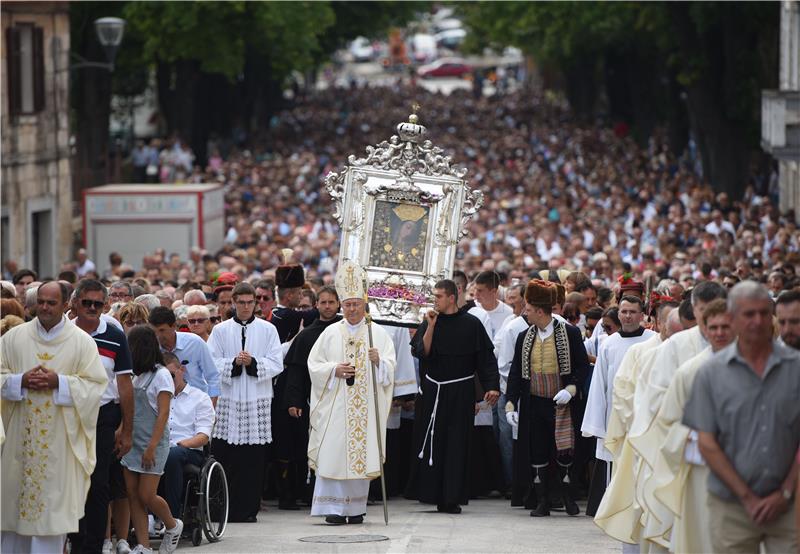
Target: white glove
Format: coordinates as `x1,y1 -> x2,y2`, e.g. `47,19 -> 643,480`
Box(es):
505,411 -> 519,427
553,389 -> 572,405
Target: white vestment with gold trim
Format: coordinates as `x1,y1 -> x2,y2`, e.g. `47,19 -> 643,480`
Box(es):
307,319 -> 395,516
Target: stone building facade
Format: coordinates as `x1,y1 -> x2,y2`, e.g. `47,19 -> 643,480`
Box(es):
1,1 -> 72,278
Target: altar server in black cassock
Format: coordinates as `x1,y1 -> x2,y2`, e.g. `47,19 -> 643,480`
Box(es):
506,279 -> 590,517
406,279 -> 500,514
284,286 -> 341,505
269,250 -> 318,509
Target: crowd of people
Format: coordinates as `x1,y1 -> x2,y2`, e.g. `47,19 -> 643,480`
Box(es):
2,81 -> 800,554
2,255 -> 799,553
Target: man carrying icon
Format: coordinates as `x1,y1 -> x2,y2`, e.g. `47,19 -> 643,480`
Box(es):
406,278 -> 500,514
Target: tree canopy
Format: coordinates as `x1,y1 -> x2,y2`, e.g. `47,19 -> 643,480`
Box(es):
461,1 -> 779,198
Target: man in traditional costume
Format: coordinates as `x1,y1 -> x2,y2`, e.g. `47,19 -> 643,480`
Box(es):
651,299 -> 734,554
284,285 -> 342,505
594,303 -> 681,552
506,279 -> 590,517
306,261 -> 396,524
1,281 -> 107,553
270,249 -> 318,510
582,295 -> 655,514
208,282 -> 283,522
627,281 -> 726,552
406,279 -> 499,514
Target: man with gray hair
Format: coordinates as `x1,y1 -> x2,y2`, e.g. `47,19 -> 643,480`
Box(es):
684,281 -> 799,553
133,293 -> 161,311
182,289 -> 207,307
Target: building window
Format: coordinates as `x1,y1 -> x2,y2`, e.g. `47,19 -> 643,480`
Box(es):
6,23 -> 45,115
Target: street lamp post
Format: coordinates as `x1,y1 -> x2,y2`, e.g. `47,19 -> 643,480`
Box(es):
57,17 -> 126,73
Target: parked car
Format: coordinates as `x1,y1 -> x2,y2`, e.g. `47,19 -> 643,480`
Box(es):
417,57 -> 473,78
435,28 -> 466,49
349,37 -> 374,63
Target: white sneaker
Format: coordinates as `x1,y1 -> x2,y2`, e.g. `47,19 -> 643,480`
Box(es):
102,539 -> 114,554
130,546 -> 153,554
116,539 -> 132,554
158,519 -> 183,554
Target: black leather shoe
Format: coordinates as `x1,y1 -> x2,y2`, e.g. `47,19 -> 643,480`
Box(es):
325,515 -> 347,525
436,504 -> 462,514
347,515 -> 364,524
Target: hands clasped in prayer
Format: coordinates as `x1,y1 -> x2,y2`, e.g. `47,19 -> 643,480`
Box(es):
21,364 -> 58,390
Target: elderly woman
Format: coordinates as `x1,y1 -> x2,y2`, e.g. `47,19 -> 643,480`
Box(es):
185,304 -> 212,341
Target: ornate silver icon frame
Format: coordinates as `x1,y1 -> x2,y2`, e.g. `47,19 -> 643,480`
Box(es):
325,113 -> 483,326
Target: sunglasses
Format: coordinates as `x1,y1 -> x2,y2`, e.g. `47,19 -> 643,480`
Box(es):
80,299 -> 105,310
256,295 -> 273,301
210,316 -> 222,323
187,318 -> 209,325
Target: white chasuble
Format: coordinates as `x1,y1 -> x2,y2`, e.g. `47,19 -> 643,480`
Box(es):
1,320 -> 107,536
652,348 -> 713,554
628,326 -> 706,550
307,319 -> 395,481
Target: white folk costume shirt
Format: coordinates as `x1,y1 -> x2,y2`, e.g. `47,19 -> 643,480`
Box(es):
208,316 -> 283,445
494,315 -> 530,394
307,318 -> 396,481
1,317 -> 107,536
582,329 -> 656,461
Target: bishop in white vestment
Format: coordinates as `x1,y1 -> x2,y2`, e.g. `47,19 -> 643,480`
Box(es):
307,262 -> 396,523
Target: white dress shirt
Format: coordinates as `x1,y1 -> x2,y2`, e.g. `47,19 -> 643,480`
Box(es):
168,383 -> 215,449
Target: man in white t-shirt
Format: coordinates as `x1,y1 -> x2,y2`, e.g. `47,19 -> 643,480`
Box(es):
473,271 -> 513,340
160,353 -> 215,518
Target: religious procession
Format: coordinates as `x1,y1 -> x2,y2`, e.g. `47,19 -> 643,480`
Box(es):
2,2 -> 800,553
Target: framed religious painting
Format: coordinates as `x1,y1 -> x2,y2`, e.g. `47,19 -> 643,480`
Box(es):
325,112 -> 483,326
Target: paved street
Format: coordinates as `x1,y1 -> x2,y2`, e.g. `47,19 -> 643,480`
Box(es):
190,497 -> 617,553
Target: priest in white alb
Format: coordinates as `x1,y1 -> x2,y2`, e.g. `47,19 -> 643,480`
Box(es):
307,261 -> 396,524
652,299 -> 734,554
1,281 -> 107,553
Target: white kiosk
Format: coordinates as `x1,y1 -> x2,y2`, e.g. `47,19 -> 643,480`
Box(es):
83,183 -> 225,269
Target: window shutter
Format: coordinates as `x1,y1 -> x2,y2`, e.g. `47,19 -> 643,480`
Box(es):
6,26 -> 21,115
32,26 -> 45,112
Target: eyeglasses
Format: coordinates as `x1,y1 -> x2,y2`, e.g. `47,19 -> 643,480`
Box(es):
209,316 -> 222,323
80,299 -> 105,310
109,292 -> 130,299
256,295 -> 273,302
187,318 -> 209,325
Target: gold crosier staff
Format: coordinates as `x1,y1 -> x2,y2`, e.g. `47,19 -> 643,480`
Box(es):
362,275 -> 389,525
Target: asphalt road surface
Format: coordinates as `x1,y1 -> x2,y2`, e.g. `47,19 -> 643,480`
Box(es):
186,497 -> 618,553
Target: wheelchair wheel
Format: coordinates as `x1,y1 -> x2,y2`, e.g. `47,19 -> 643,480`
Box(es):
199,458 -> 228,542
191,526 -> 202,547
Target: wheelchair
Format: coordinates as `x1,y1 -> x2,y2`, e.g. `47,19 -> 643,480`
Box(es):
180,453 -> 229,546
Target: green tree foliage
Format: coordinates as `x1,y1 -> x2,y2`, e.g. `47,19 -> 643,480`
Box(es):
461,1 -> 779,198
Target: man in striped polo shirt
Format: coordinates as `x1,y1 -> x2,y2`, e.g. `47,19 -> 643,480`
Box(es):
69,279 -> 134,554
